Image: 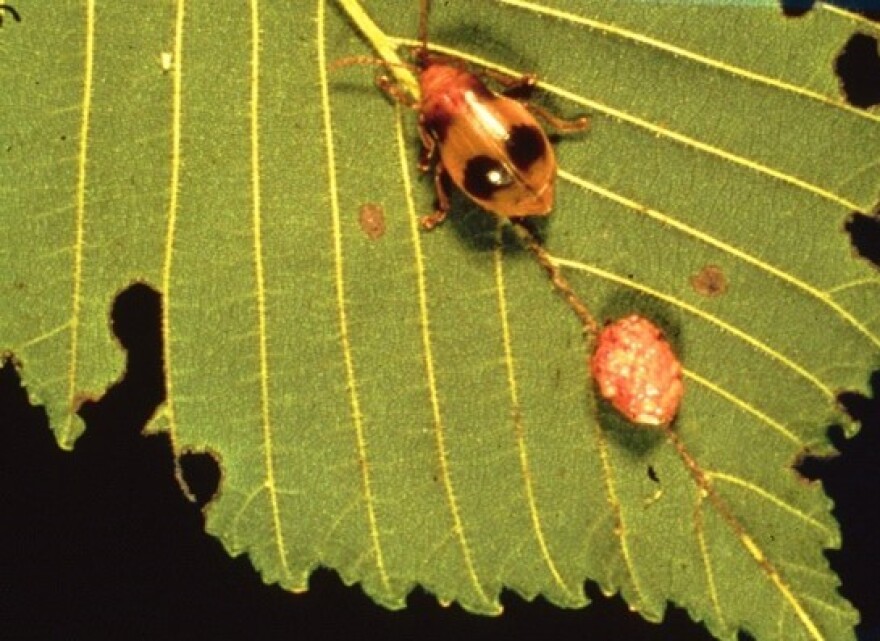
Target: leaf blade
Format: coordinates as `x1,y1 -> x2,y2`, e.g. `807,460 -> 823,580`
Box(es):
3,2 -> 877,640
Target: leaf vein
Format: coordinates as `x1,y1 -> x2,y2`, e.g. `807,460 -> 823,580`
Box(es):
748,534 -> 827,641
230,485 -> 263,536
250,0 -> 291,582
15,321 -> 72,353
161,0 -> 186,453
826,278 -> 880,296
395,107 -> 495,611
496,0 -> 880,125
319,0 -> 390,593
706,470 -> 836,539
683,368 -> 802,445
669,433 -> 827,641
822,3 -> 880,32
395,39 -> 868,214
592,418 -> 648,609
492,223 -> 577,600
64,0 -> 96,447
552,256 -> 836,399
558,169 -> 880,351
694,497 -> 725,628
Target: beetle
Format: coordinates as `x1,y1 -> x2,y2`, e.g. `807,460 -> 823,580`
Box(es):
338,0 -> 589,229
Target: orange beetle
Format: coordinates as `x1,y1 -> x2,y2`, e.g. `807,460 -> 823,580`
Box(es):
341,0 -> 589,229
416,61 -> 585,228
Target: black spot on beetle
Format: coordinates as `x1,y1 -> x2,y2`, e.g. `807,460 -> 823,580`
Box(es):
463,155 -> 513,200
506,124 -> 546,171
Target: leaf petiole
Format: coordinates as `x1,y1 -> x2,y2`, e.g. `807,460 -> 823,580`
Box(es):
334,0 -> 420,100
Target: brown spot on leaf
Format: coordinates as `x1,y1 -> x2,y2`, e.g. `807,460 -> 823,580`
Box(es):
358,203 -> 386,240
691,264 -> 728,298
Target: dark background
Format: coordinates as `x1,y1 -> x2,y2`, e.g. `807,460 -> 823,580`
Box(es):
2,3 -> 880,640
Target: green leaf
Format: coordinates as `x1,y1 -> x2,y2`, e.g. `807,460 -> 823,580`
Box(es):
2,1 -> 878,640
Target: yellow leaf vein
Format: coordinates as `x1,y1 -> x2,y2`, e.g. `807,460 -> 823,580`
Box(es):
250,0 -> 290,581
319,0 -> 390,593
799,592 -> 855,616
492,222 -> 576,599
706,470 -> 836,539
670,432 -> 827,641
496,0 -> 880,125
683,368 -> 801,445
559,168 -> 879,351
551,257 -> 836,399
593,419 -> 647,608
395,107 -> 495,611
231,485 -> 267,544
64,0 -> 96,446
15,322 -> 72,353
826,278 -> 880,296
777,558 -> 840,583
822,3 -> 880,31
393,38 -> 867,215
742,532 -> 826,641
694,498 -> 724,627
161,0 -> 186,452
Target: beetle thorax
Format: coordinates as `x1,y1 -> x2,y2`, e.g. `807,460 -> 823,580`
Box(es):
419,62 -> 488,117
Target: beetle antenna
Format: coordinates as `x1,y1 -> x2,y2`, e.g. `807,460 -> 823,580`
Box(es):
331,55 -> 418,75
417,0 -> 431,64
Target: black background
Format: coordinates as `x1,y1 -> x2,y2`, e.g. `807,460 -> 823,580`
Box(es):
2,3 -> 880,640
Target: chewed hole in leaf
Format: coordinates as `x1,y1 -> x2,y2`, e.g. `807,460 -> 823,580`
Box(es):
799,373 -> 880,621
178,451 -> 221,509
838,370 -> 880,430
111,284 -> 165,404
779,0 -> 815,18
4,0 -> 878,635
845,212 -> 880,267
835,33 -> 880,108
112,284 -> 159,348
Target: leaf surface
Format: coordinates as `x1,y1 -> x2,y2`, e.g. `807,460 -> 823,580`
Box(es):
2,2 -> 878,640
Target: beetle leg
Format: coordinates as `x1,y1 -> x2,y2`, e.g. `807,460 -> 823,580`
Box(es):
483,69 -> 590,132
526,103 -> 590,133
376,74 -> 418,108
417,118 -> 436,172
483,69 -> 538,99
416,119 -> 448,230
420,163 -> 450,231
